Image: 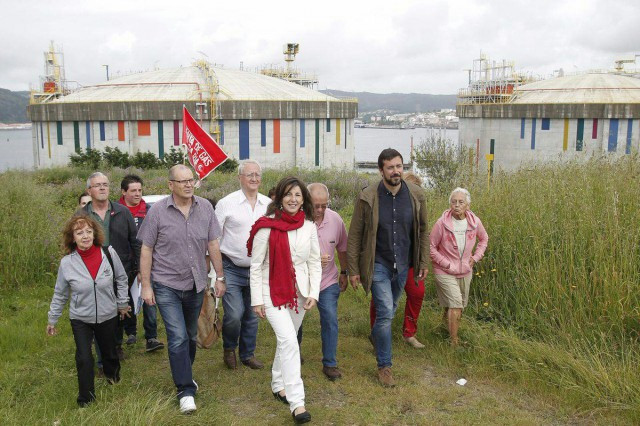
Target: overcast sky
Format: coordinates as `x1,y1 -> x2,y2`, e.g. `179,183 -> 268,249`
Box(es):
1,0 -> 638,94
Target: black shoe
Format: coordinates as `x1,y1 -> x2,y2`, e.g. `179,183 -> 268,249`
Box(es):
125,334 -> 137,345
146,338 -> 165,352
292,409 -> 311,424
272,391 -> 288,404
106,375 -> 120,385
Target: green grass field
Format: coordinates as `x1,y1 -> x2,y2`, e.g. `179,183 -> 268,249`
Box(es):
1,158 -> 638,424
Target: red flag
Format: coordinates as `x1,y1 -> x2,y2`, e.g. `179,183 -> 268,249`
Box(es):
181,106 -> 229,180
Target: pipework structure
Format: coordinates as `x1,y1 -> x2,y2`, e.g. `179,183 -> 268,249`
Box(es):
260,43 -> 319,89
457,53 -> 533,105
30,41 -> 69,104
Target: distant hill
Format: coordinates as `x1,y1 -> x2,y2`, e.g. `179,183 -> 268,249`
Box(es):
0,89 -> 29,123
320,89 -> 456,113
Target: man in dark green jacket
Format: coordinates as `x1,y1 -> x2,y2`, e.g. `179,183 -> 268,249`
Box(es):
347,148 -> 429,387
79,172 -> 141,361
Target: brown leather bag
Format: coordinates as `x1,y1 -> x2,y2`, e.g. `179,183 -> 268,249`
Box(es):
196,287 -> 221,349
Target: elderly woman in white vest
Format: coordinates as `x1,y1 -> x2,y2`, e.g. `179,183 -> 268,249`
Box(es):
429,187 -> 488,346
247,176 -> 321,424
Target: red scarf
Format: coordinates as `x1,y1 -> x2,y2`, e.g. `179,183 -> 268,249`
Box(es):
78,244 -> 101,280
247,210 -> 305,311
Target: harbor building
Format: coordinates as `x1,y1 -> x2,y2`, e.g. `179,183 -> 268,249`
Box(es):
457,54 -> 640,171
28,44 -> 357,169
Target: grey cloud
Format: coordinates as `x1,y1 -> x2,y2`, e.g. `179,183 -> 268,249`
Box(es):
1,0 -> 639,93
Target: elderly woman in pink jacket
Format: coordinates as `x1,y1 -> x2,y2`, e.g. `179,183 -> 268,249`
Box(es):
430,187 -> 488,346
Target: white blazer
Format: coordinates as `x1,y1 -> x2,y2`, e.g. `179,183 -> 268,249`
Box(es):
250,220 -> 321,307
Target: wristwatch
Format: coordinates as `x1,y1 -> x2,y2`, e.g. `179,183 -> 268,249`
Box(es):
216,276 -> 226,282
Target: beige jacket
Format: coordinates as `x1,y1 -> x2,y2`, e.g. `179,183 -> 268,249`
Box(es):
346,180 -> 429,294
249,220 -> 322,307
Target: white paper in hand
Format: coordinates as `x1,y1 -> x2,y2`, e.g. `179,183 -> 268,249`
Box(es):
130,278 -> 143,315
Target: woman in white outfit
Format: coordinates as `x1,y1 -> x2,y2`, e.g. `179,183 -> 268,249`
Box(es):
248,176 -> 321,424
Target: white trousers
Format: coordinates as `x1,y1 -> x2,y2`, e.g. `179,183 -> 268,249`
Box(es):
264,291 -> 306,412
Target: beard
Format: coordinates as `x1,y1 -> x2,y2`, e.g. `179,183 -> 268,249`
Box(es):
383,174 -> 402,187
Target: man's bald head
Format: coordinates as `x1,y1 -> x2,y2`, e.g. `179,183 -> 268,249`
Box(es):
169,164 -> 191,180
308,183 -> 330,223
307,183 -> 329,198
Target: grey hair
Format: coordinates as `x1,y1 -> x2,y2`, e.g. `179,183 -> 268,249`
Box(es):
449,187 -> 471,204
307,182 -> 329,198
86,172 -> 108,189
238,159 -> 262,175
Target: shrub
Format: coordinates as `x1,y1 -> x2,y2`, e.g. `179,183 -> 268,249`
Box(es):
103,146 -> 131,168
217,157 -> 239,174
411,134 -> 473,193
69,148 -> 102,169
162,147 -> 185,167
130,151 -> 163,169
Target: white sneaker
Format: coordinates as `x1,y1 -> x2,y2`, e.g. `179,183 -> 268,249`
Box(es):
403,336 -> 426,349
179,396 -> 196,414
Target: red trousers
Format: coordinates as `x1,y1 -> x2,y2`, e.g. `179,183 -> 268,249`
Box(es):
370,267 -> 425,338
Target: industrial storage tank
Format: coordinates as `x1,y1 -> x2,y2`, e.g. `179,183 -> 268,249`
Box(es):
28,59 -> 357,169
457,55 -> 640,172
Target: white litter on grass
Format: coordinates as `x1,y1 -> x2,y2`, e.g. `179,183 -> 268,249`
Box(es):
456,378 -> 467,386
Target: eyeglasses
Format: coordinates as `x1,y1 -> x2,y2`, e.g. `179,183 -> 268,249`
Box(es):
240,173 -> 262,179
91,183 -> 109,188
170,178 -> 195,186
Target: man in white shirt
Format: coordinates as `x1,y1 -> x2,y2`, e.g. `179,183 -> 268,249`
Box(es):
215,160 -> 271,370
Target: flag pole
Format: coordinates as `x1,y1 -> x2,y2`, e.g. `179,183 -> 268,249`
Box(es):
182,104 -> 187,165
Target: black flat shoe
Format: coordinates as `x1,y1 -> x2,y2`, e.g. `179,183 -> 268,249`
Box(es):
273,391 -> 288,404
292,409 -> 311,424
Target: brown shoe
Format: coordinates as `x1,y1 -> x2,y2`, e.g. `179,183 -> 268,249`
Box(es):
241,356 -> 264,370
223,349 -> 237,370
378,367 -> 395,387
322,366 -> 342,381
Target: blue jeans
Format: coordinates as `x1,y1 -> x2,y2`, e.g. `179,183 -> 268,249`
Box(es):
153,281 -> 204,398
370,263 -> 408,368
221,258 -> 258,361
318,283 -> 341,367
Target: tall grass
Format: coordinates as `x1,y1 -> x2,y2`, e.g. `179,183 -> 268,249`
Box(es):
439,155 -> 640,415
462,156 -> 640,341
1,158 -> 639,421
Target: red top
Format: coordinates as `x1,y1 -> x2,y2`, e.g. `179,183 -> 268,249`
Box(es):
78,244 -> 102,280
119,196 -> 147,218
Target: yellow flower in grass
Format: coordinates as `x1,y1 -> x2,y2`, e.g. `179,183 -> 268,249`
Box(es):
571,285 -> 577,289
491,268 -> 497,272
483,302 -> 489,307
